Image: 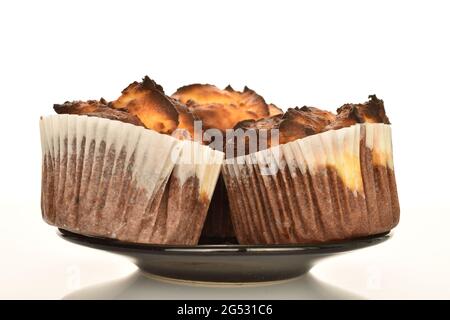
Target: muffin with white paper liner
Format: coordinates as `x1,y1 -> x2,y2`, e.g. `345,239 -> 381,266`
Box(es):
40,76 -> 224,245
222,96 -> 400,244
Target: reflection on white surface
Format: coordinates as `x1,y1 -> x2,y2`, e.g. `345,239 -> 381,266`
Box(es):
64,271 -> 363,300
2,205 -> 450,299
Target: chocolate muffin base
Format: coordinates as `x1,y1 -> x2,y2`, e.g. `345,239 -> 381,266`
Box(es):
223,164 -> 371,244
222,123 -> 399,245
199,174 -> 237,243
40,115 -> 219,245
360,125 -> 400,233
42,144 -> 212,244
151,175 -> 211,245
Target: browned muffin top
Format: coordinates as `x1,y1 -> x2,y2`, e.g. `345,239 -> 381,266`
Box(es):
277,106 -> 336,144
171,84 -> 274,131
53,77 -> 197,138
54,99 -> 145,127
54,98 -> 108,115
228,95 -> 390,156
233,106 -> 336,146
53,77 -> 391,156
325,95 -> 390,131
268,103 -> 283,116
109,76 -> 180,134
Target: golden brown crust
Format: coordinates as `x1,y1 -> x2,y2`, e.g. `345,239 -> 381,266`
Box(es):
53,98 -> 108,114
53,99 -> 145,127
110,76 -> 179,134
84,108 -> 145,127
268,103 -> 283,116
232,95 -> 390,149
189,103 -> 263,131
170,98 -> 197,140
278,106 -> 335,144
230,114 -> 284,156
234,114 -> 283,131
53,79 -> 390,149
231,106 -> 336,151
282,107 -> 335,130
171,84 -> 270,131
53,77 -> 198,138
326,95 -> 390,130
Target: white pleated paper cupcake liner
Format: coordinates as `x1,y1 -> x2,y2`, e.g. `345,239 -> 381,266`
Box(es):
222,123 -> 399,244
40,114 -> 224,244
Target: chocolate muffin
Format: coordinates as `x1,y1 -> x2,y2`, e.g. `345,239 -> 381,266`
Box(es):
40,76 -> 224,245
221,95 -> 400,244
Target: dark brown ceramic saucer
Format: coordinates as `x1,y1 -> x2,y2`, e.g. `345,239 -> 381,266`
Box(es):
58,228 -> 391,283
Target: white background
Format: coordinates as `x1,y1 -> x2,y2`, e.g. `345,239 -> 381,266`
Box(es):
0,0 -> 449,299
